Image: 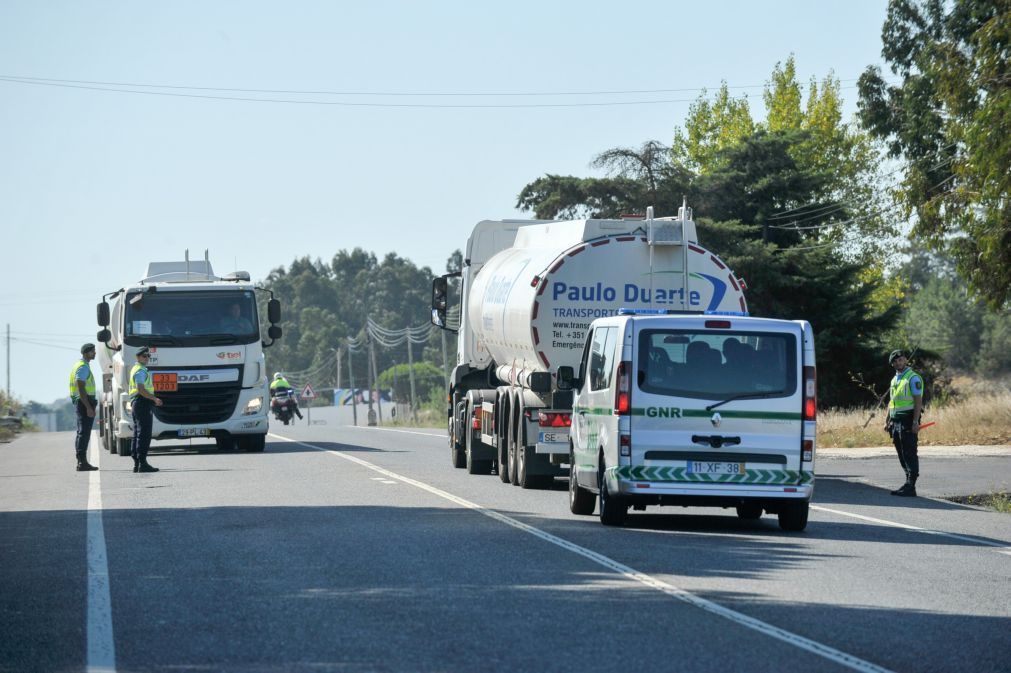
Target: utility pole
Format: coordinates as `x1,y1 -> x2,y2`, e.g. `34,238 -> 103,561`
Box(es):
347,345 -> 358,427
365,331 -> 377,426
407,336 -> 418,423
369,331 -> 383,424
5,324 -> 10,400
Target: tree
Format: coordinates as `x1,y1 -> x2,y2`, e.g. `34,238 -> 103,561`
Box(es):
858,0 -> 1011,308
671,84 -> 756,174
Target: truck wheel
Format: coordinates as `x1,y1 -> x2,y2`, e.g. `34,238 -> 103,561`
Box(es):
518,445 -> 552,489
507,411 -> 519,486
216,436 -> 235,451
569,449 -> 596,515
736,504 -> 763,520
598,459 -> 627,526
451,443 -> 466,468
117,437 -> 132,457
778,502 -> 809,532
98,417 -> 108,452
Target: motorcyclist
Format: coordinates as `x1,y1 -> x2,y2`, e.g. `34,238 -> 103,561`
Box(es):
269,372 -> 303,420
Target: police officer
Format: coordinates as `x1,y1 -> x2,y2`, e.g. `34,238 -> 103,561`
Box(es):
70,343 -> 99,471
130,347 -> 163,473
884,349 -> 924,497
270,372 -> 303,419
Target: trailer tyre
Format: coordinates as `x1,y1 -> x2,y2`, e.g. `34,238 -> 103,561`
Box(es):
450,417 -> 466,468
569,448 -> 596,515
117,437 -> 132,457
598,458 -> 627,526
778,501 -> 809,532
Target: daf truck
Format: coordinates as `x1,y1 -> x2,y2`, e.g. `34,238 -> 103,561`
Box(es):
95,253 -> 282,455
431,204 -> 748,488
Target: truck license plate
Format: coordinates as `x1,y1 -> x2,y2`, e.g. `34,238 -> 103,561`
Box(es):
178,428 -> 210,438
539,431 -> 565,443
152,373 -> 178,392
687,461 -> 745,475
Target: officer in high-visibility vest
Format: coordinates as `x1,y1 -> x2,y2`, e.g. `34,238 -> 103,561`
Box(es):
884,349 -> 924,497
129,347 -> 164,473
270,372 -> 303,419
69,343 -> 99,471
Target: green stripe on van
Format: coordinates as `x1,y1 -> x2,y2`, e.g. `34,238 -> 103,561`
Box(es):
607,465 -> 814,485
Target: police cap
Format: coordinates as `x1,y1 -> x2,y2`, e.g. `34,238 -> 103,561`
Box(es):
81,342 -> 96,354
888,349 -> 906,364
136,347 -> 151,358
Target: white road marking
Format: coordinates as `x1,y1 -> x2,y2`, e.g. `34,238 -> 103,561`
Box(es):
87,439 -> 117,673
343,426 -> 446,438
270,433 -> 894,673
811,505 -> 1011,556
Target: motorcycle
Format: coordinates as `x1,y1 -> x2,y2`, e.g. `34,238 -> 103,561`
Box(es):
270,388 -> 300,425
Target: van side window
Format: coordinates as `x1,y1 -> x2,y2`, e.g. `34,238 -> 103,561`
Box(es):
588,327 -> 616,391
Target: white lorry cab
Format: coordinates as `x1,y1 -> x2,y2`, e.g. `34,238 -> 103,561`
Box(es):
561,310 -> 817,530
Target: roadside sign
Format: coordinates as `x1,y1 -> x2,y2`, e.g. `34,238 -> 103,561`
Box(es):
301,383 -> 316,399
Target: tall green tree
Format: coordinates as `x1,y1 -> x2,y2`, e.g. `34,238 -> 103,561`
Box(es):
858,0 -> 1011,308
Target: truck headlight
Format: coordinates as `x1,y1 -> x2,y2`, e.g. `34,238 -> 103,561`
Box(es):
243,397 -> 263,416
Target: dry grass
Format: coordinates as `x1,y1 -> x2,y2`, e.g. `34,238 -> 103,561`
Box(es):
819,391 -> 1011,448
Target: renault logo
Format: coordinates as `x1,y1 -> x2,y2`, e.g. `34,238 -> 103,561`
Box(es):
711,412 -> 722,428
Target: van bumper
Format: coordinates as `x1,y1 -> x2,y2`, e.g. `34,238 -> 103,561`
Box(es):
607,465 -> 814,505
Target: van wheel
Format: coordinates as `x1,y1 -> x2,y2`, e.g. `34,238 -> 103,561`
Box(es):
598,460 -> 627,526
778,502 -> 809,532
117,437 -> 132,457
569,451 -> 596,515
736,504 -> 763,520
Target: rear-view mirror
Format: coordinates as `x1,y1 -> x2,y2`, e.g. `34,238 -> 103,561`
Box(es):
267,299 -> 281,324
97,302 -> 110,326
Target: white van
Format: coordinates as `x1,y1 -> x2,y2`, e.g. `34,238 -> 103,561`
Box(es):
560,310 -> 817,530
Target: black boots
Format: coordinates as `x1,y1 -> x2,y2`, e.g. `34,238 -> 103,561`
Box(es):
891,474 -> 918,497
76,453 -> 98,471
133,459 -> 158,473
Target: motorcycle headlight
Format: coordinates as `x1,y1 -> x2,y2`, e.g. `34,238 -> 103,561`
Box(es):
243,397 -> 263,416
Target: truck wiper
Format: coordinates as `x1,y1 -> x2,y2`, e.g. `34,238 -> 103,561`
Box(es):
705,390 -> 786,412
148,336 -> 181,346
204,333 -> 240,345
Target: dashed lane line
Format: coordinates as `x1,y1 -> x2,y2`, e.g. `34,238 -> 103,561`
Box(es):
811,505 -> 1011,556
270,433 -> 894,673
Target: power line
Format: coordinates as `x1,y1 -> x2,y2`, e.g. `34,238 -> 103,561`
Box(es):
0,75 -> 876,109
0,73 -> 880,98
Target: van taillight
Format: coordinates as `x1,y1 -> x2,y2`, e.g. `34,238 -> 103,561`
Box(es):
803,366 -> 817,421
538,411 -> 571,428
614,361 -> 631,415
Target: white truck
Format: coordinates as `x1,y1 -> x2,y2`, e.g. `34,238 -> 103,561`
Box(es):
431,204 -> 748,488
95,253 -> 283,455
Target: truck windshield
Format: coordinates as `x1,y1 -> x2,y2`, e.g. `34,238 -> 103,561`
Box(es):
123,290 -> 259,347
637,329 -> 797,400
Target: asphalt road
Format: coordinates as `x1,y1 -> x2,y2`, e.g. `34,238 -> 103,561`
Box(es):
1,419 -> 1009,673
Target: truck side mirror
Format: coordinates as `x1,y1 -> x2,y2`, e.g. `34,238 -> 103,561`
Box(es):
431,277 -> 449,330
97,329 -> 111,344
268,325 -> 282,340
557,366 -> 576,391
267,299 -> 281,324
97,302 -> 110,327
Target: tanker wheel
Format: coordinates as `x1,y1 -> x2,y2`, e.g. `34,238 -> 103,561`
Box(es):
496,400 -> 511,483
507,405 -> 520,486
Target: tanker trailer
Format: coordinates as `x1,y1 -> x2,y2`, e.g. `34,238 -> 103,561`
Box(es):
431,204 -> 747,489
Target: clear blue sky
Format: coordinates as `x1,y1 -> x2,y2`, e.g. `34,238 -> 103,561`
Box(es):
0,1 -> 890,404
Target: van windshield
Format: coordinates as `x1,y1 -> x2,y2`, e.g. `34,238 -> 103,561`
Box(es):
123,290 -> 259,347
638,329 -> 797,400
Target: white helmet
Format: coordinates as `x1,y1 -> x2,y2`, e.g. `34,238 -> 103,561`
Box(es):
274,372 -> 283,380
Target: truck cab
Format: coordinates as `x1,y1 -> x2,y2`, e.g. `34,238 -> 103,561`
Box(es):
96,255 -> 282,455
565,310 -> 816,530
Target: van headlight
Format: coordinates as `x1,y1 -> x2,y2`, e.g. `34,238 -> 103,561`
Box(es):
243,397 -> 263,416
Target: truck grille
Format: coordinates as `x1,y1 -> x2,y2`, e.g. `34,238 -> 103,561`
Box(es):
153,382 -> 241,425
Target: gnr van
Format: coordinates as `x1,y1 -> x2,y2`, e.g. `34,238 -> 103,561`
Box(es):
560,310 -> 816,530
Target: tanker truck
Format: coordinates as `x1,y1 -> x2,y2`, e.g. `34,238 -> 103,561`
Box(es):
94,252 -> 283,455
431,204 -> 747,488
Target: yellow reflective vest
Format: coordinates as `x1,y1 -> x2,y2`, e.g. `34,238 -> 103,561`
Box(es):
69,359 -> 96,401
129,363 -> 150,401
888,368 -> 920,417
